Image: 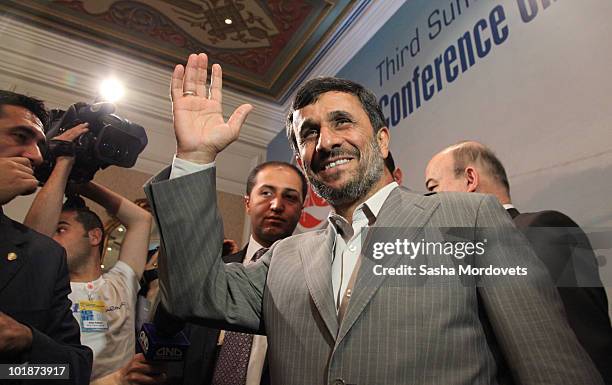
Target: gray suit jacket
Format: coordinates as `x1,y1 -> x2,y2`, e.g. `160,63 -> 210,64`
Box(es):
145,167 -> 603,385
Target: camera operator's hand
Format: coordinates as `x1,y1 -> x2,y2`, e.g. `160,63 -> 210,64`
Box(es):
23,123 -> 89,236
0,312 -> 33,358
54,122 -> 88,143
53,122 -> 89,163
0,157 -> 39,204
171,53 -> 252,164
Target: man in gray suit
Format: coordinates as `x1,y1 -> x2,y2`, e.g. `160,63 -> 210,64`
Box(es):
145,53 -> 603,385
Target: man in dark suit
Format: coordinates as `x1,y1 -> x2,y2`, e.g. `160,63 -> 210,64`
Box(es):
0,90 -> 92,384
425,140 -> 612,383
145,53 -> 603,385
181,161 -> 306,385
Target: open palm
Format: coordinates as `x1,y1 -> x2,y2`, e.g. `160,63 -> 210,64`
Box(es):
171,53 -> 252,163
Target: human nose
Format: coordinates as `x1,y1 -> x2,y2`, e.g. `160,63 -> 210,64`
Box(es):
24,143 -> 43,167
270,195 -> 284,212
316,124 -> 342,153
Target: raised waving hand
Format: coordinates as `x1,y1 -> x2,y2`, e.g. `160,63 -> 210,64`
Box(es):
171,53 -> 253,164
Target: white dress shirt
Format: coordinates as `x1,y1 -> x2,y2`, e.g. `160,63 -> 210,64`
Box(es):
328,182 -> 399,309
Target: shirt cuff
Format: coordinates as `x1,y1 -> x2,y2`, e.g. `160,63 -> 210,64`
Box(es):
170,155 -> 215,179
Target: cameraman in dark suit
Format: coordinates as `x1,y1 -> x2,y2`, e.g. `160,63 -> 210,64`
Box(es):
425,140 -> 612,384
0,90 -> 92,384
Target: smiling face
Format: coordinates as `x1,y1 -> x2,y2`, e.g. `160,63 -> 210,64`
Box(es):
245,165 -> 304,247
291,91 -> 388,207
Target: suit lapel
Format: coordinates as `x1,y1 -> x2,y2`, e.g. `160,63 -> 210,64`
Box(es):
506,207 -> 520,219
223,246 -> 247,264
0,214 -> 29,294
299,225 -> 338,339
336,188 -> 440,344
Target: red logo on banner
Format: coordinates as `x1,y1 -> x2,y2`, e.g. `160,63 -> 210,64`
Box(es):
298,185 -> 331,232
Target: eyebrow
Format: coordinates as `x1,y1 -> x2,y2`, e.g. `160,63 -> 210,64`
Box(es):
11,125 -> 45,143
57,221 -> 71,226
327,110 -> 354,124
259,184 -> 299,195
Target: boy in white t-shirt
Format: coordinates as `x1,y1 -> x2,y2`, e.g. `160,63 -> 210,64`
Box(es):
25,128 -> 162,384
69,259 -> 139,379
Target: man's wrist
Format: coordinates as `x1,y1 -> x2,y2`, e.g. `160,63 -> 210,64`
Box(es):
48,139 -> 76,158
15,323 -> 33,361
55,156 -> 75,166
176,150 -> 216,165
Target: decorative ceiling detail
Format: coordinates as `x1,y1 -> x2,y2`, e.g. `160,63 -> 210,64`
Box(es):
0,0 -> 357,101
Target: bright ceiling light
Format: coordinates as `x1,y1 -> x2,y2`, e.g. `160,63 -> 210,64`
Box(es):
224,18 -> 232,25
99,78 -> 125,102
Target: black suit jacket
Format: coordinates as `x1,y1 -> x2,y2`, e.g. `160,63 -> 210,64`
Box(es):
0,212 -> 92,385
508,208 -> 612,384
181,246 -> 270,385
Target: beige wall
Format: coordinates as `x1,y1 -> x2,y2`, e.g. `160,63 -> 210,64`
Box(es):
93,166 -> 246,242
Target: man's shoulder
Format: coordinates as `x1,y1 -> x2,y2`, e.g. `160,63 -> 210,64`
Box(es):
102,261 -> 139,296
401,189 -> 490,210
514,210 -> 578,228
277,228 -> 327,247
1,214 -> 65,262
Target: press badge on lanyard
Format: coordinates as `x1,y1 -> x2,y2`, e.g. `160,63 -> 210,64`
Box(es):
78,282 -> 108,332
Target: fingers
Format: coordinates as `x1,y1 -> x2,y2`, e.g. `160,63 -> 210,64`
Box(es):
195,53 -> 208,97
172,53 -> 210,100
5,157 -> 35,171
170,64 -> 185,102
125,372 -> 166,385
227,103 -> 253,133
55,123 -> 89,141
182,53 -> 200,95
16,172 -> 38,196
0,158 -> 38,203
209,63 -> 223,103
124,354 -> 167,385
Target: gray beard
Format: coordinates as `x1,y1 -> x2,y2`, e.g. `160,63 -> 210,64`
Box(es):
307,138 -> 384,207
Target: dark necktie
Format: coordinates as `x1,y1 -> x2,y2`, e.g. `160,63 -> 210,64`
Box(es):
251,247 -> 268,262
211,248 -> 268,385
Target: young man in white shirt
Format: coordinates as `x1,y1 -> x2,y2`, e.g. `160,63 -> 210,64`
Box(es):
25,124 -> 160,384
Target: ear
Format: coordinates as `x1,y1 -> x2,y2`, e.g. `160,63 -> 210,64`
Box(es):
465,167 -> 479,192
393,168 -> 403,185
88,228 -> 103,248
376,127 -> 390,159
244,195 -> 251,214
295,155 -> 304,172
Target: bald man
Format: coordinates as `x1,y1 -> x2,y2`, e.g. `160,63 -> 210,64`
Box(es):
425,141 -> 612,384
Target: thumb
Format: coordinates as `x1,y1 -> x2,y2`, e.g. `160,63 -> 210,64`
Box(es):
227,104 -> 253,134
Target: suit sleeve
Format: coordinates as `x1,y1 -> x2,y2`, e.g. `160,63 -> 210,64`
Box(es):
474,195 -> 603,385
515,211 -> 612,383
144,166 -> 267,334
26,248 -> 92,385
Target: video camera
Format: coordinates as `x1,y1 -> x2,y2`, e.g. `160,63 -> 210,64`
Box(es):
35,102 -> 148,183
